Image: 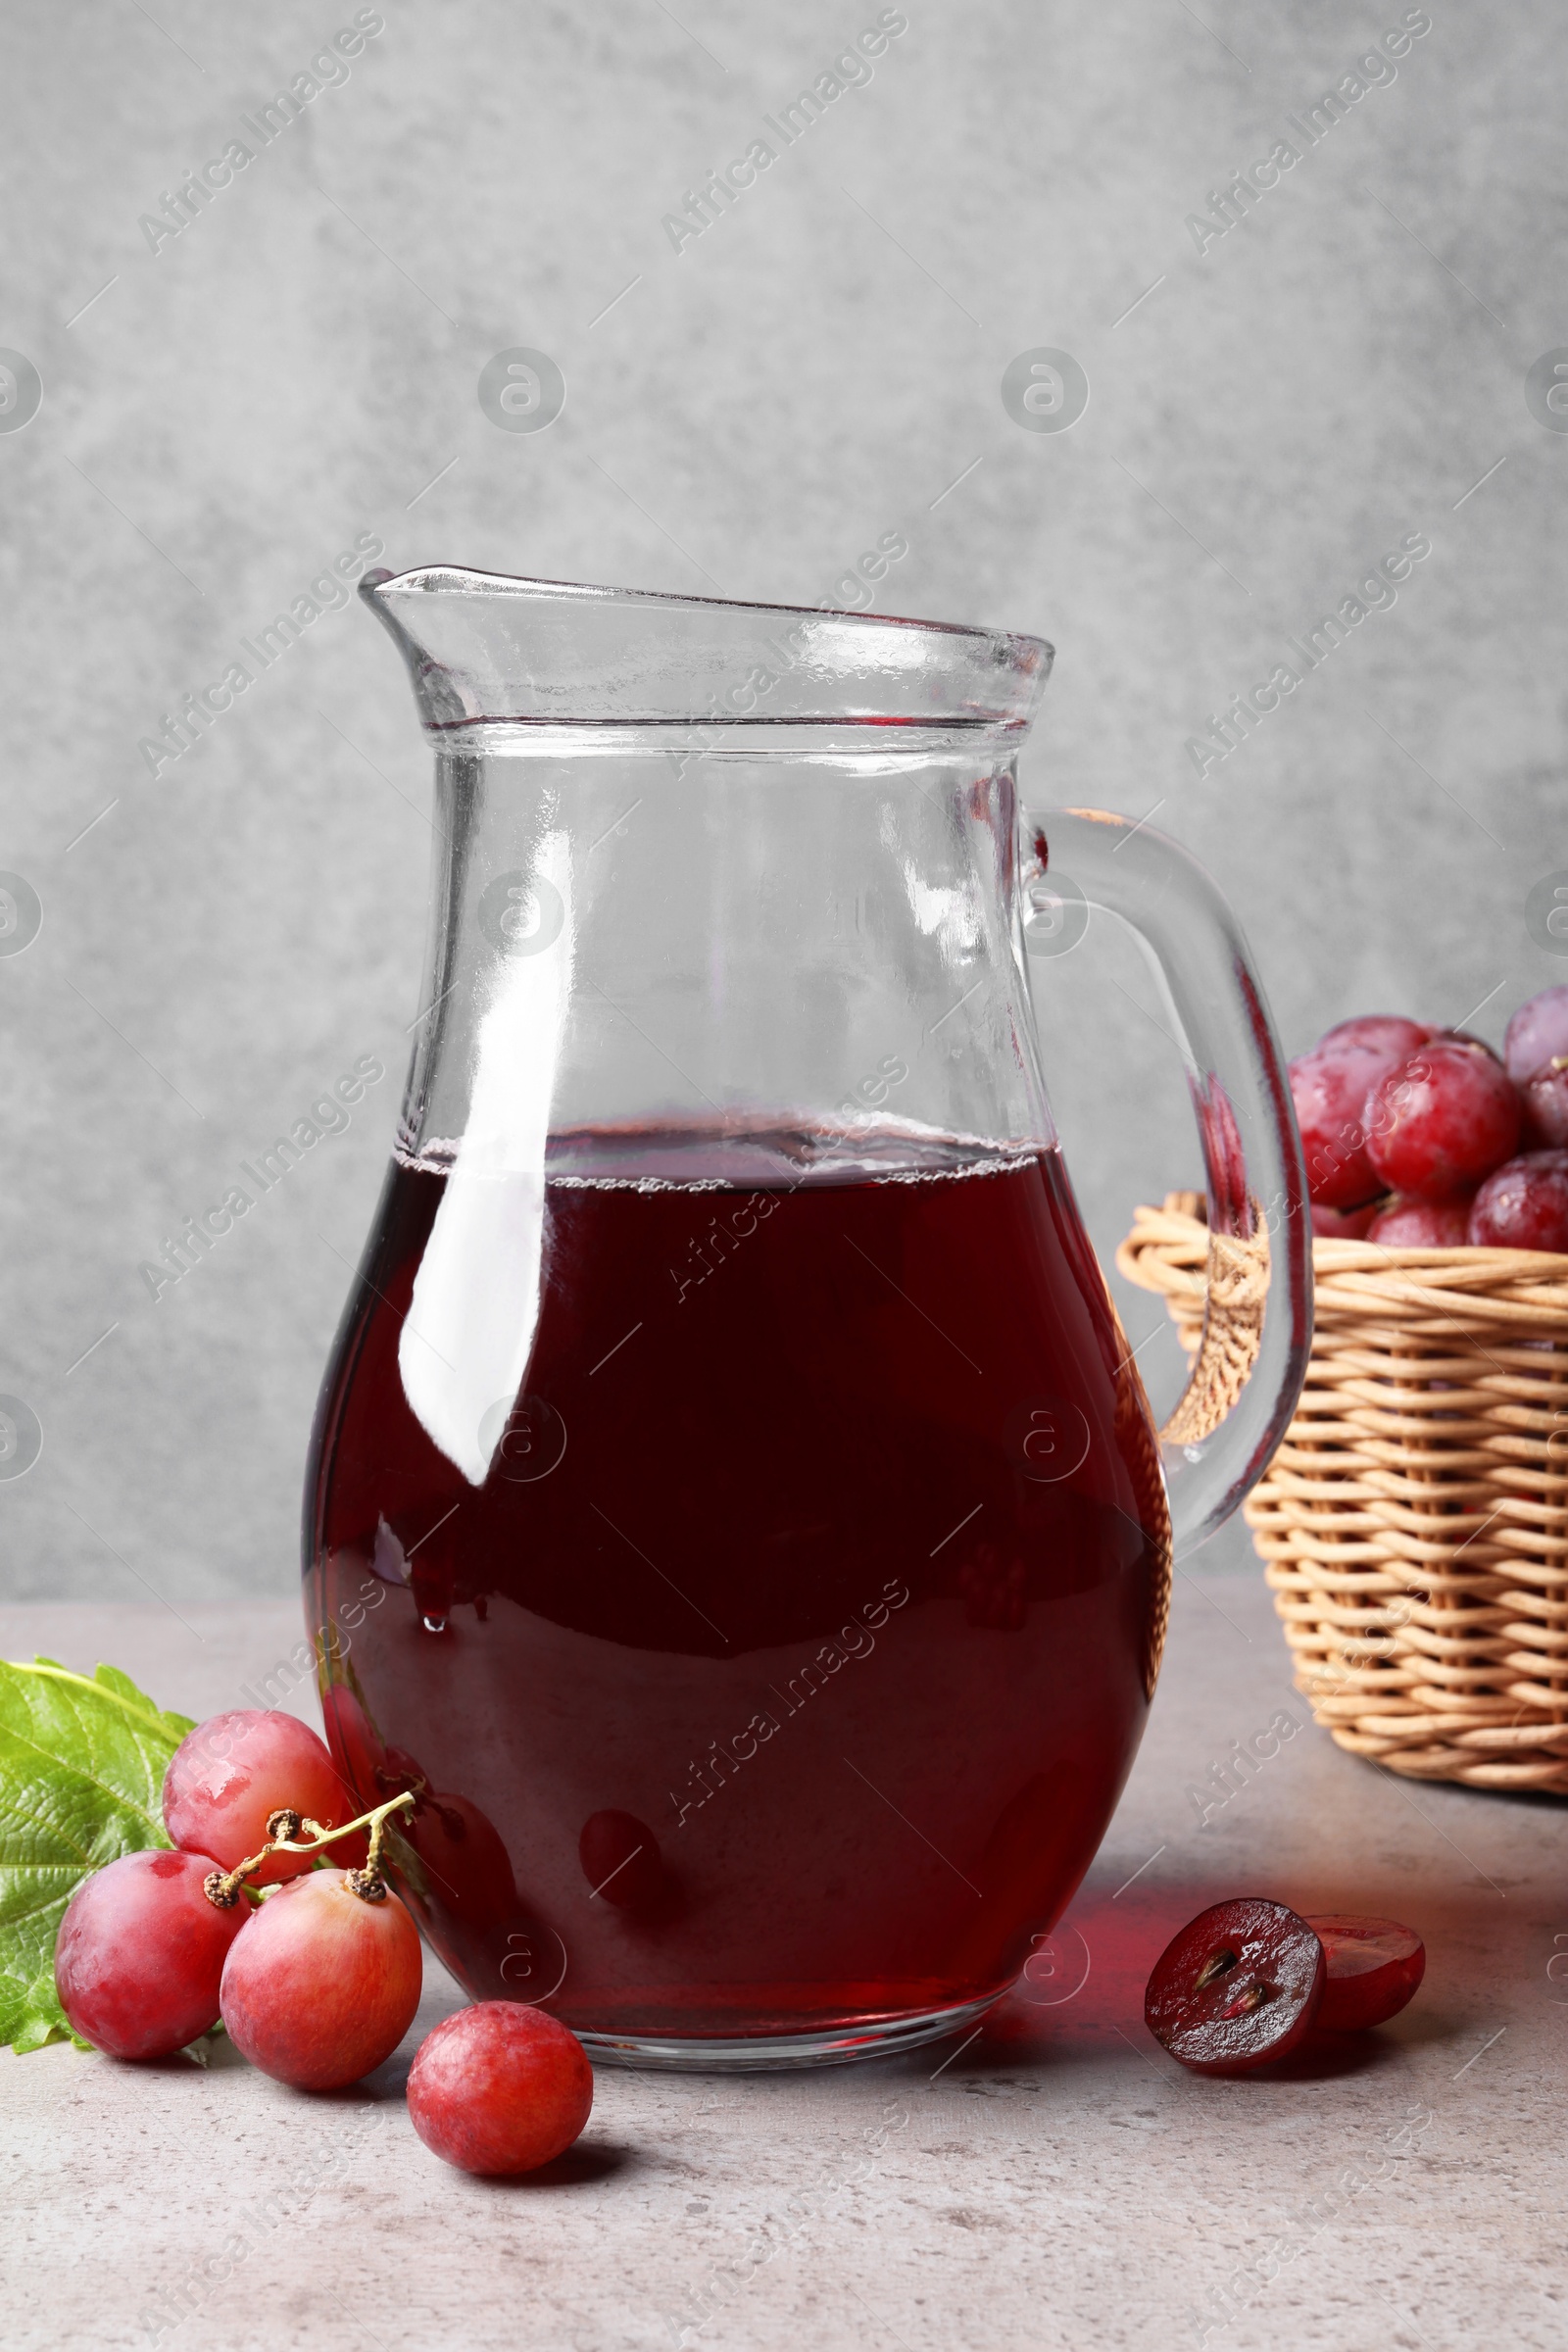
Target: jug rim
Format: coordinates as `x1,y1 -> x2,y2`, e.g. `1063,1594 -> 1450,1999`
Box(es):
363,563 -> 1052,656
360,564 -> 1054,737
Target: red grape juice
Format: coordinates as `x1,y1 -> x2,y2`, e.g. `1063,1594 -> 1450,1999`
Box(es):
305,1128 -> 1171,2048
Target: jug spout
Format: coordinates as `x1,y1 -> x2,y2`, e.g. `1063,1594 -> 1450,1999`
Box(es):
359,564 -> 1053,736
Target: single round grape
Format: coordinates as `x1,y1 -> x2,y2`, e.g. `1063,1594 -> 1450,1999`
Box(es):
55,1847 -> 249,2060
1366,1195 -> 1474,1247
1145,1897 -> 1324,2075
1467,1152 -> 1568,1252
1521,1066 -> 1568,1150
164,1708 -> 362,1884
1363,1040 -> 1522,1201
1290,1022 -> 1429,1207
1309,1200 -> 1383,1240
1504,985 -> 1568,1083
1305,1915 -> 1424,2033
1317,1015 -> 1433,1059
220,1867 -> 422,2088
407,2001 -> 593,2175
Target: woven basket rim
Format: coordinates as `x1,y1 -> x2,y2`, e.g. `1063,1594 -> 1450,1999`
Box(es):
1121,1198 -> 1568,1316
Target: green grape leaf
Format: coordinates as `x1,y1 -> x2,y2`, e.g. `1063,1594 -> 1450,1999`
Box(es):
0,1657 -> 193,2054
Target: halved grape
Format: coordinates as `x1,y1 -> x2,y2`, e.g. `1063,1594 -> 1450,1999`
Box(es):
1145,1898 -> 1324,2075
1306,1915 -> 1424,2032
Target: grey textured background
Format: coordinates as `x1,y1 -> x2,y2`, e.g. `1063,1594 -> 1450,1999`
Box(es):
0,0 -> 1559,1602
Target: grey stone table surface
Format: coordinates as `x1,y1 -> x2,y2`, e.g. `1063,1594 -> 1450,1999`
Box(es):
3,1573 -> 1563,2352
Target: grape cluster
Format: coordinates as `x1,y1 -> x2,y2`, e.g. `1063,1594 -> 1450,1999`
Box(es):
52,1706 -> 591,2176
1289,984 -> 1568,1252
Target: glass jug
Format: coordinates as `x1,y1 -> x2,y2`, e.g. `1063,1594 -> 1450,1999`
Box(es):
304,567 -> 1310,2069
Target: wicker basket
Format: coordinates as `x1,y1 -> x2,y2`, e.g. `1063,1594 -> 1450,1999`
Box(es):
1119,1193 -> 1568,1792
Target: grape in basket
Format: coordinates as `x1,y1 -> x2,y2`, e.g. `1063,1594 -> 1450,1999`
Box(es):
1467,1152 -> 1568,1251
1289,1016 -> 1431,1209
1362,1036 -> 1521,1202
1506,984 -> 1568,1149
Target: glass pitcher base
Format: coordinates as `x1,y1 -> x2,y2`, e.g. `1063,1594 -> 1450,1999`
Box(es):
571,1989 -> 1007,2073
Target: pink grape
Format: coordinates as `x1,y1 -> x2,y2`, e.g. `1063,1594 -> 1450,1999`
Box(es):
1504,985 -> 1568,1083
1291,1048 -> 1388,1207
1363,1039 -> 1522,1201
1290,1018 -> 1431,1208
1367,1196 -> 1474,1247
1520,1067 -> 1568,1150
220,1867 -> 422,2089
1309,1200 -> 1382,1240
1317,1015 -> 1433,1059
407,2002 -> 593,2175
1467,1152 -> 1568,1253
164,1708 -> 365,1884
55,1848 -> 248,2060
1506,984 -> 1568,1145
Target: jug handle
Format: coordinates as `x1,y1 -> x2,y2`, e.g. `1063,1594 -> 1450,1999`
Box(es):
1021,807 -> 1312,1560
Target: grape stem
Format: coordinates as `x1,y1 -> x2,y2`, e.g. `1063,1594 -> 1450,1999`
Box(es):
203,1790 -> 416,1909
